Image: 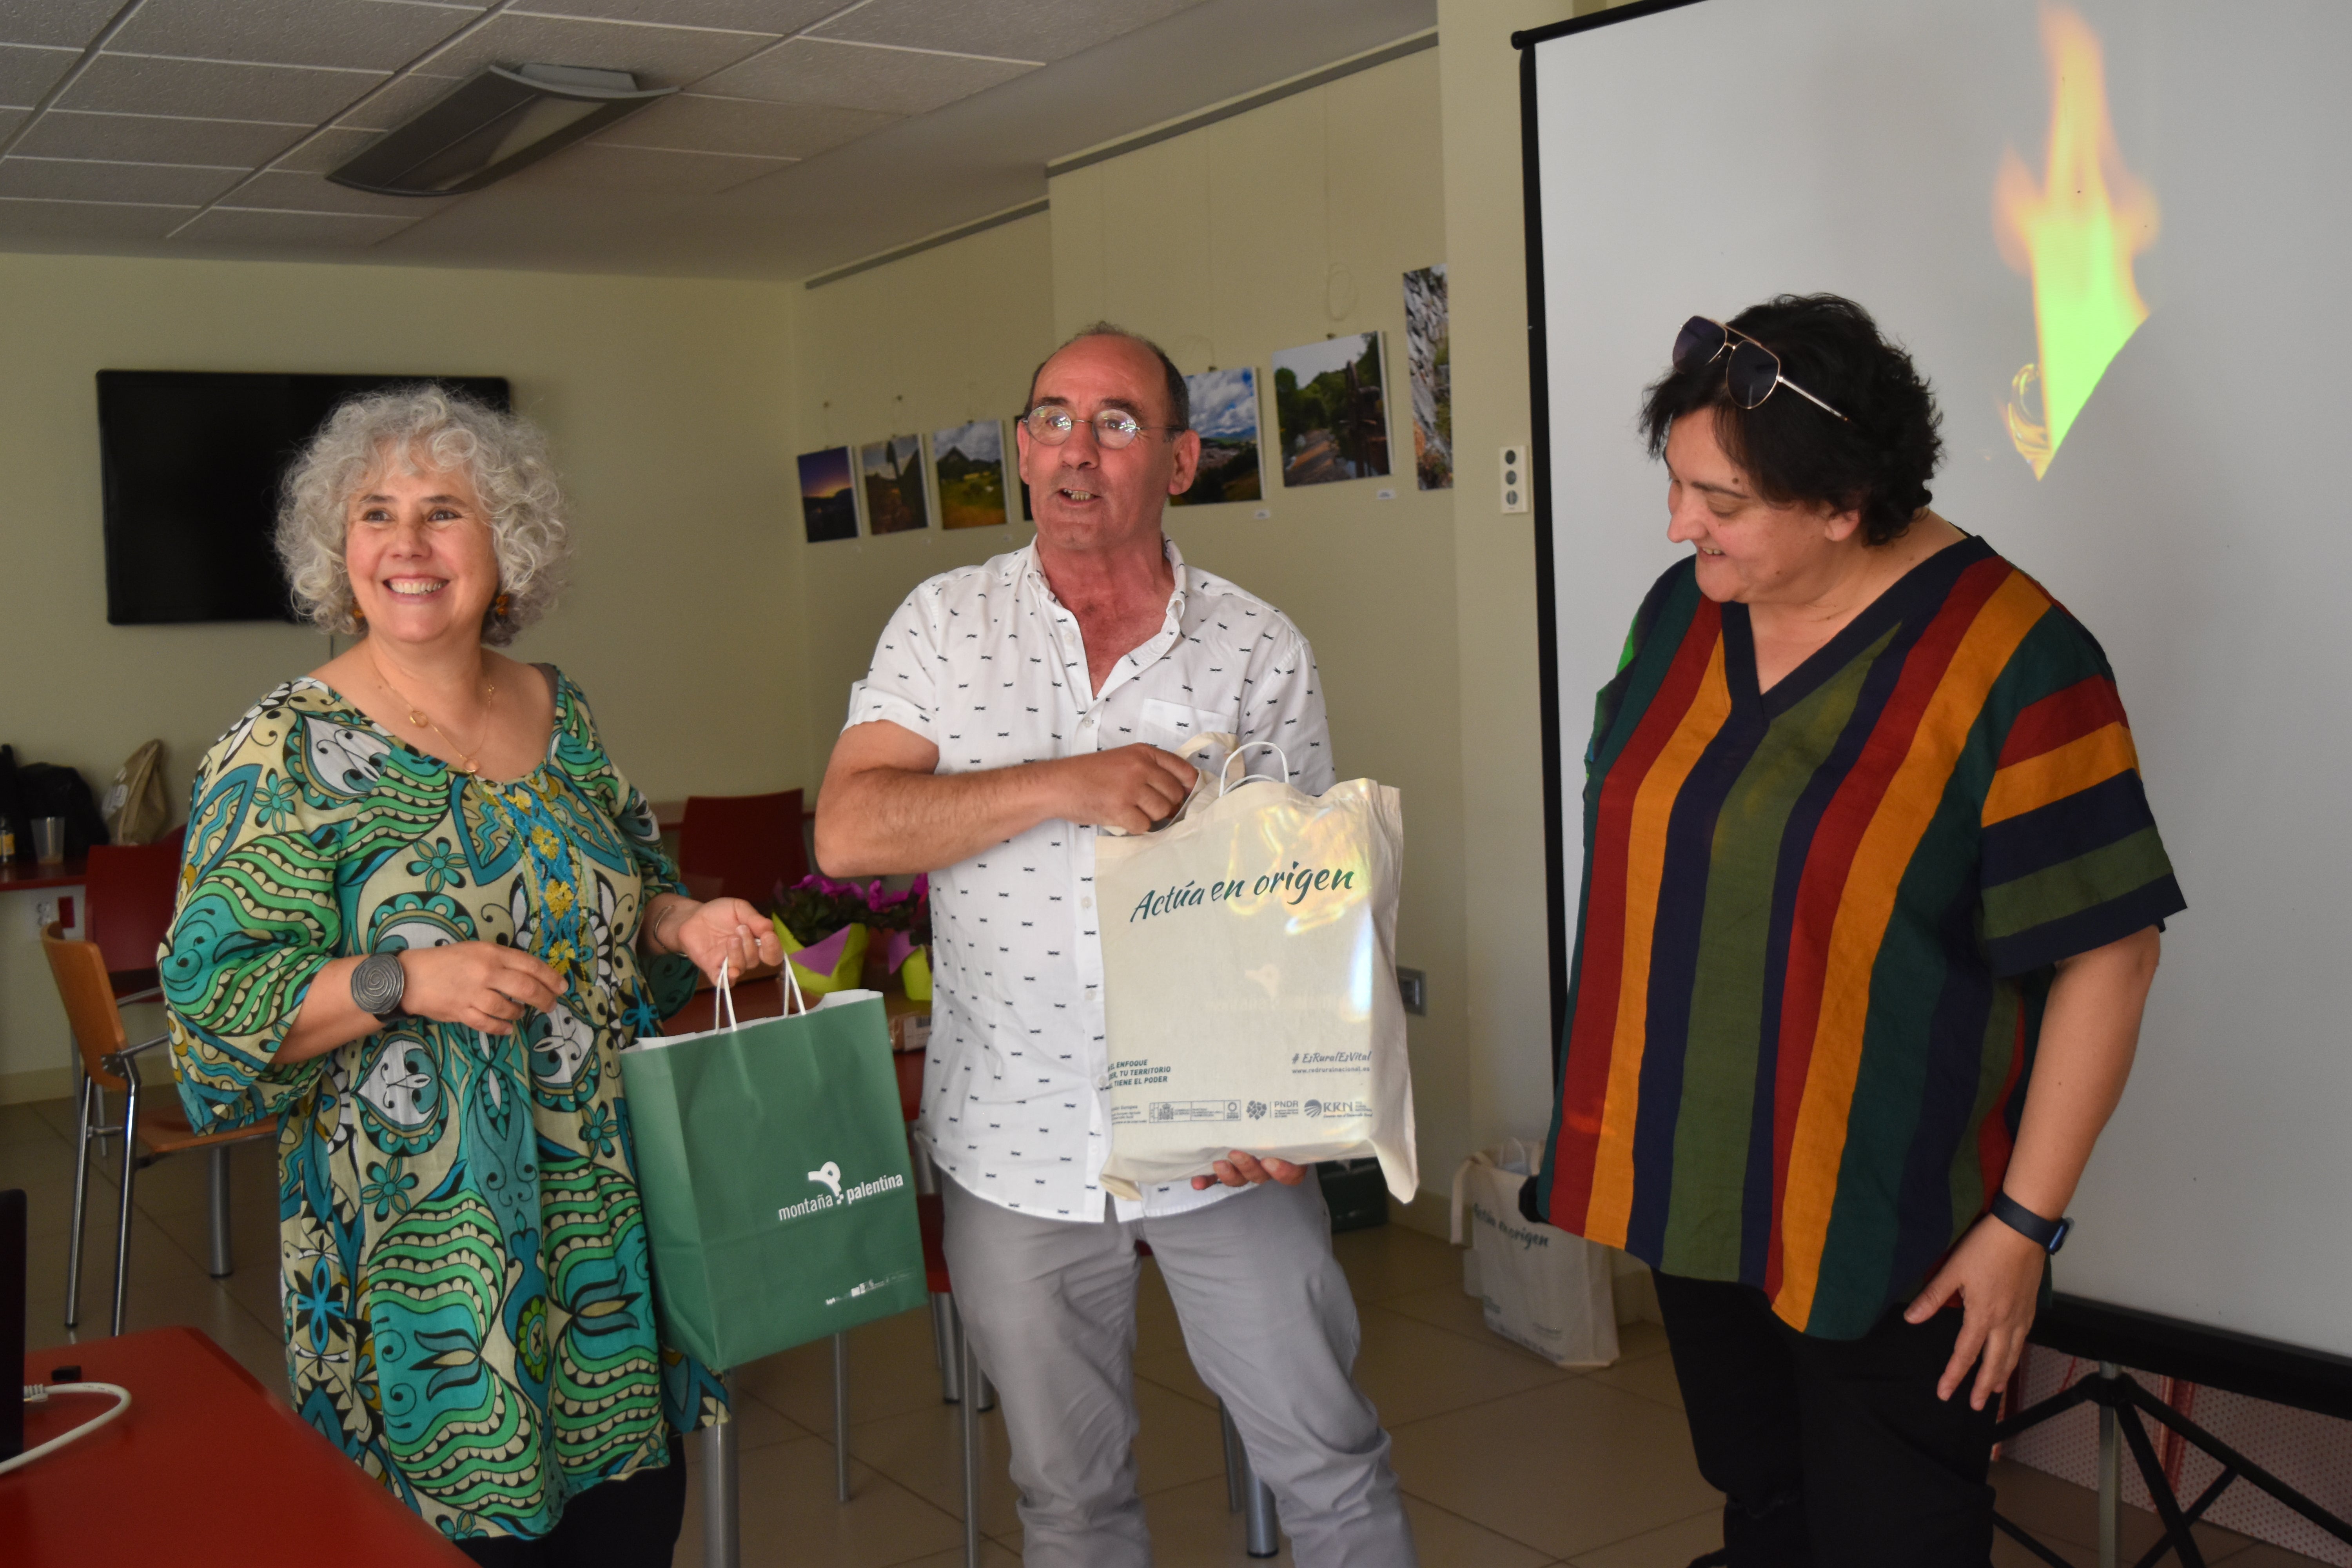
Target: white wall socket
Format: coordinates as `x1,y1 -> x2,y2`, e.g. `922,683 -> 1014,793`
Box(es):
1500,445 -> 1530,514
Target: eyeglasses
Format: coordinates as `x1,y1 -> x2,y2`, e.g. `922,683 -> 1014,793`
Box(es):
1022,405 -> 1183,450
1672,317 -> 1848,421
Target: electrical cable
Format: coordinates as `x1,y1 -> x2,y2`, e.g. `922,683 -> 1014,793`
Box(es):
2,1383 -> 134,1475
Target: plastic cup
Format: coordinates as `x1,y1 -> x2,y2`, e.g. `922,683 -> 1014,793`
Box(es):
32,817 -> 66,865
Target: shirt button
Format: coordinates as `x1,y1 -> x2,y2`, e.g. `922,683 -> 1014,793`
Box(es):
1080,897 -> 1093,909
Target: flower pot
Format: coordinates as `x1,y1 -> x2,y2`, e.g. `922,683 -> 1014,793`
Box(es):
772,916 -> 869,995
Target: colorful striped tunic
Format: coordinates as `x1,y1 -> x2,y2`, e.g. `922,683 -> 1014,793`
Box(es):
1530,536 -> 2184,1339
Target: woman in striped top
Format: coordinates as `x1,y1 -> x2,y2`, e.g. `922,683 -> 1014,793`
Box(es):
1526,296 -> 2182,1566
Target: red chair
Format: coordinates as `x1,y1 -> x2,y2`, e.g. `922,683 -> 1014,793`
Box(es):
677,790 -> 806,910
84,827 -> 185,1004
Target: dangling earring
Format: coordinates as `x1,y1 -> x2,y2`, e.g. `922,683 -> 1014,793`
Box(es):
493,592 -> 513,620
350,599 -> 367,630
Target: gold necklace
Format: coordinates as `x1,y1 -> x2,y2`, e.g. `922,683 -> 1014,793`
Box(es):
369,646 -> 497,776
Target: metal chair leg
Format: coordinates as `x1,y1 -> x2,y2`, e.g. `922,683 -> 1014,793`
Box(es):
701,1371 -> 740,1568
957,1310 -> 981,1568
931,1290 -> 962,1402
1221,1400 -> 1249,1512
206,1143 -> 234,1278
65,1074 -> 96,1329
112,1073 -> 140,1338
1219,1400 -> 1279,1558
833,1330 -> 851,1502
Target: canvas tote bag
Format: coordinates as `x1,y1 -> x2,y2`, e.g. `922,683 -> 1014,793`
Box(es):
1449,1138 -> 1618,1367
619,964 -> 927,1369
1094,740 -> 1416,1205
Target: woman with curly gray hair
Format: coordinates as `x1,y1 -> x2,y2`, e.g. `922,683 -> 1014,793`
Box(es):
161,384 -> 780,1564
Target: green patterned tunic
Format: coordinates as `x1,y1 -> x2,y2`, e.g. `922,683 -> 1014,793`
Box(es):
162,670 -> 727,1544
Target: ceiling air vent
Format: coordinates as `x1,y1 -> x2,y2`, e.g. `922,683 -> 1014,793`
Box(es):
329,64 -> 674,197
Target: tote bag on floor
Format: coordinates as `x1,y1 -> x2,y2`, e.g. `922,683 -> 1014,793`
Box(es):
1450,1139 -> 1618,1368
1094,739 -> 1416,1205
619,966 -> 926,1369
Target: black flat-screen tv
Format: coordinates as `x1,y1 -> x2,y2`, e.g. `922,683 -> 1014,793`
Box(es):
96,370 -> 512,626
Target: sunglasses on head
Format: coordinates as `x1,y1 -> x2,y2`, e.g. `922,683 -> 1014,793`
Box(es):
1672,317 -> 1848,421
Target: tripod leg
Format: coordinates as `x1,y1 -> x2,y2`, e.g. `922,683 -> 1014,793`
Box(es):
2099,1363 -> 2122,1568
2116,1397 -> 2206,1568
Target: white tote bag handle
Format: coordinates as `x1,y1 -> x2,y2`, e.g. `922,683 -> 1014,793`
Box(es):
1218,740 -> 1294,797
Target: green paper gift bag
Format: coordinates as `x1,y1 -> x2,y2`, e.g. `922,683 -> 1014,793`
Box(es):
619,968 -> 926,1369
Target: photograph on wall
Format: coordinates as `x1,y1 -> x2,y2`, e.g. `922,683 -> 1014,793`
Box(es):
797,446 -> 858,542
933,419 -> 1009,529
1404,264 -> 1453,490
1171,368 -> 1263,507
1272,332 -> 1390,486
859,434 -> 929,534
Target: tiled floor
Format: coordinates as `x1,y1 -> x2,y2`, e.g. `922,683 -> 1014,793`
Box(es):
5,1093 -> 2328,1567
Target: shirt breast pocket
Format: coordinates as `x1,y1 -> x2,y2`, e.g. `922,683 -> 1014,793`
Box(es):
1138,698 -> 1232,752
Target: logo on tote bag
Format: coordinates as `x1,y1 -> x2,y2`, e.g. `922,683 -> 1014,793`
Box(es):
778,1160 -> 904,1223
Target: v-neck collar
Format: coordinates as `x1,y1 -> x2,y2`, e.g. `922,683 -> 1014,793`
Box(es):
1723,534 -> 1992,719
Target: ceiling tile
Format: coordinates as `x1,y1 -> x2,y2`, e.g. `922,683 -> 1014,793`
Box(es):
0,154 -> 246,204
60,54 -> 383,122
515,0 -> 839,31
594,91 -> 895,159
0,193 -> 196,241
410,13 -> 775,89
0,0 -> 119,50
228,167 -> 458,216
334,71 -> 468,132
107,0 -> 485,75
15,110 -> 310,168
177,204 -> 418,247
0,42 -> 75,107
503,141 -> 787,194
697,37 -> 1034,117
812,0 -> 1200,65
268,126 -> 385,176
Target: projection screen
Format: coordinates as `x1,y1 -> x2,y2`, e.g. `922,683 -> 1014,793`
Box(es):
1523,0 -> 2352,1361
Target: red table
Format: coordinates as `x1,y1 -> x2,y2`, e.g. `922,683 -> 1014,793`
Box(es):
7,1327 -> 468,1566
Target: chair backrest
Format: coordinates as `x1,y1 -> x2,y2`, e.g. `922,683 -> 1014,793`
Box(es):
677,789 -> 806,909
83,826 -> 185,978
40,925 -> 129,1090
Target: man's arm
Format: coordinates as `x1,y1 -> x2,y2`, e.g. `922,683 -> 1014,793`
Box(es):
814,719 -> 1201,877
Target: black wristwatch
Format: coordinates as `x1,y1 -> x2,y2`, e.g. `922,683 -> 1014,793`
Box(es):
1989,1191 -> 2072,1254
350,952 -> 407,1022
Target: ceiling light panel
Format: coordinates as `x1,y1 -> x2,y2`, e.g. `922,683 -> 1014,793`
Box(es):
15,110 -> 313,168
811,0 -> 1202,65
0,154 -> 246,205
410,13 -> 776,87
698,37 -> 1035,117
0,0 -> 120,49
58,54 -> 385,123
0,43 -> 75,107
106,0 -> 485,75
595,92 -> 898,160
328,65 -> 672,195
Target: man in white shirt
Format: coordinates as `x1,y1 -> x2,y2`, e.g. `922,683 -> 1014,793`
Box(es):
817,325 -> 1415,1568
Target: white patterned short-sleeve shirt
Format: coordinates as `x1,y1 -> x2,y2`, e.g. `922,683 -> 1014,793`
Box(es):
843,539 -> 1335,1223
